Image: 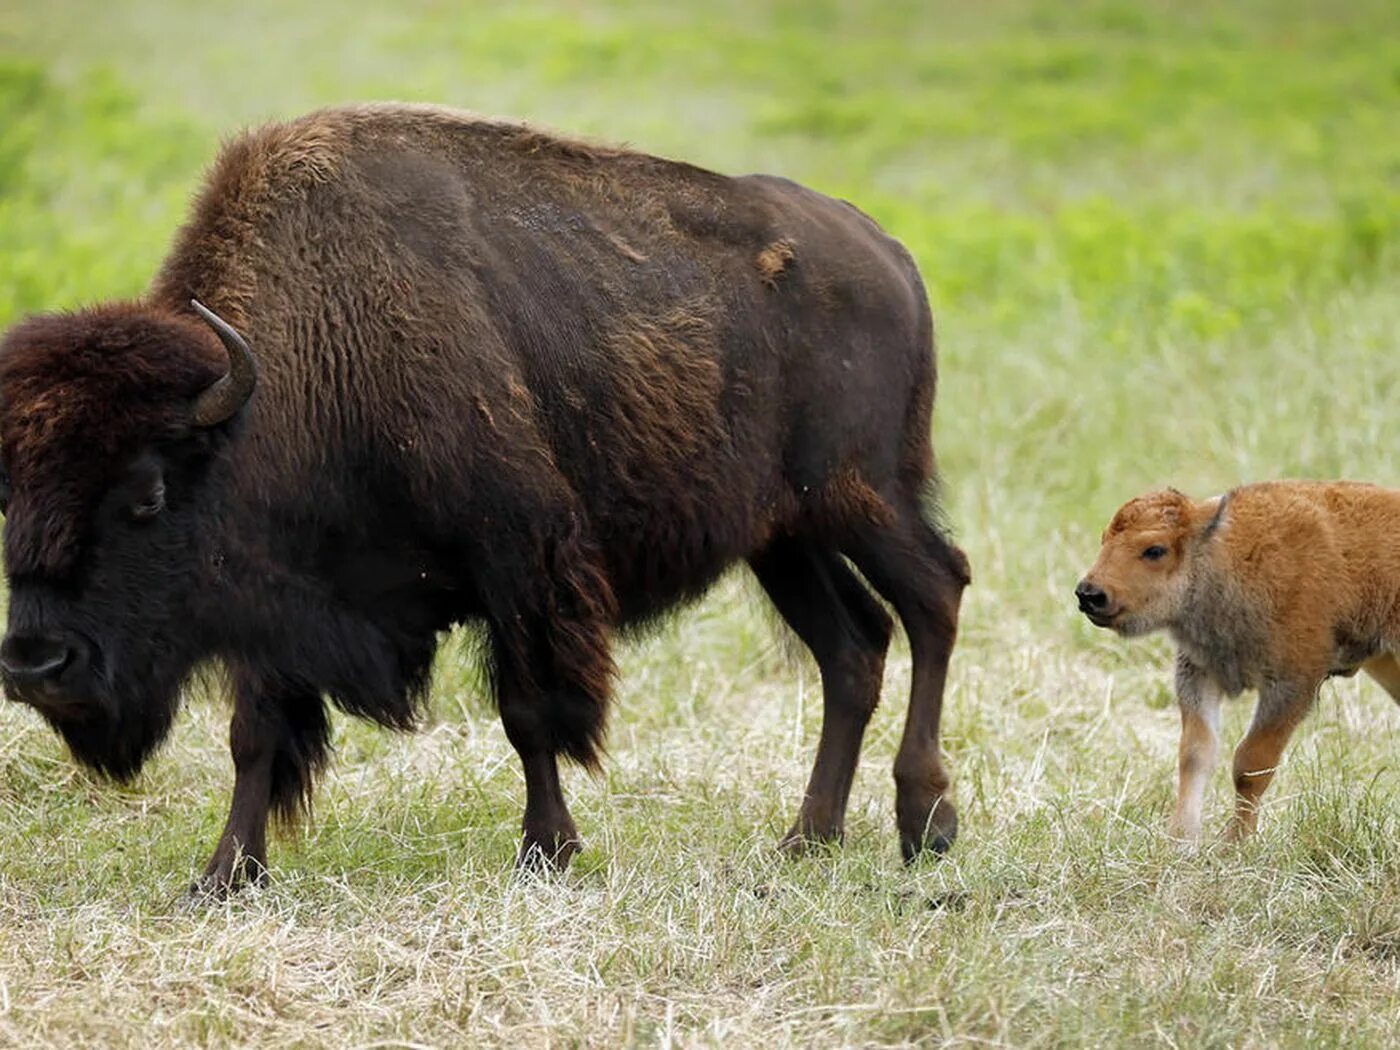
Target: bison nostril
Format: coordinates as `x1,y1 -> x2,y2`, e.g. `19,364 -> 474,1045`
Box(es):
0,635 -> 73,683
1075,580 -> 1109,610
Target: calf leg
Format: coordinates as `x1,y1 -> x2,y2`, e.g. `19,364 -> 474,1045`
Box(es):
842,502 -> 969,862
1168,656 -> 1221,841
1227,677 -> 1318,841
1361,653 -> 1400,705
750,537 -> 894,852
194,672 -> 331,897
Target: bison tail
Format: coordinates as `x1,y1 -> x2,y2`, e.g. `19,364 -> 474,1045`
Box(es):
895,277 -> 937,486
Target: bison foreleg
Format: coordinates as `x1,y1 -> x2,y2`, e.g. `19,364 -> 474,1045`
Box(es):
494,636 -> 602,871
506,730 -> 581,872
191,673 -> 330,899
488,530 -> 616,872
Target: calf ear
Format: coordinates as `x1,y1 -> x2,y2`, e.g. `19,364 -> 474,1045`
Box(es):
1198,491 -> 1232,541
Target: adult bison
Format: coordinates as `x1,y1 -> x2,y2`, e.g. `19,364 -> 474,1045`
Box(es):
0,104 -> 968,894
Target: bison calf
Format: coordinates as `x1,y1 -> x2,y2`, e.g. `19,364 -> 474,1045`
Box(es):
0,104 -> 968,896
1077,483 -> 1400,840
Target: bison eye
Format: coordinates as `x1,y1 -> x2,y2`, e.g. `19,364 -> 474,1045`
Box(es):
0,470 -> 10,515
1142,545 -> 1168,561
131,477 -> 166,521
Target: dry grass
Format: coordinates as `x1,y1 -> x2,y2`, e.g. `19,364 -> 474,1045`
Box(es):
0,572 -> 1395,1047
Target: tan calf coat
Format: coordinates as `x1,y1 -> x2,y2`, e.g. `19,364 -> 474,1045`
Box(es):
1078,482 -> 1400,839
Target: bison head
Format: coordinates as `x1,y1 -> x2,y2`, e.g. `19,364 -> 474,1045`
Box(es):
1076,488 -> 1225,637
0,300 -> 254,778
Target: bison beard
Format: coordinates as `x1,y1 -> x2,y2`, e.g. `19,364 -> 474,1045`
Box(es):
0,104 -> 968,896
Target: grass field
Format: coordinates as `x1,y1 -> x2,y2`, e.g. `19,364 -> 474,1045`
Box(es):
1,1 -> 1399,1046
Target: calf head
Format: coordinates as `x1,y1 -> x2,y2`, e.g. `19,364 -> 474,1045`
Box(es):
0,300 -> 254,778
1077,488 -> 1223,637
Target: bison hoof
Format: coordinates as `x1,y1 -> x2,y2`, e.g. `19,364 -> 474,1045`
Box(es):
184,869 -> 267,906
515,832 -> 581,874
777,820 -> 843,857
185,851 -> 268,904
898,796 -> 958,864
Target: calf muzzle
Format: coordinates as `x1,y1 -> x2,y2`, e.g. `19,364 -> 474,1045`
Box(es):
1075,579 -> 1109,612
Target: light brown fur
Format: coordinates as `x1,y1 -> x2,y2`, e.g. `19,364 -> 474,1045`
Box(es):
1078,482 -> 1400,839
755,238 -> 796,286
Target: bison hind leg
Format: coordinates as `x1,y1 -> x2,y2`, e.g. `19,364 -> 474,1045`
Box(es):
751,536 -> 892,853
837,493 -> 968,862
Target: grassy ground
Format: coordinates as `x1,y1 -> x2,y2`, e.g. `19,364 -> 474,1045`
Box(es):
1,1 -> 1398,1045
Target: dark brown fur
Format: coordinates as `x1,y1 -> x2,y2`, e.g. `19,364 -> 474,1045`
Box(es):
0,104 -> 968,893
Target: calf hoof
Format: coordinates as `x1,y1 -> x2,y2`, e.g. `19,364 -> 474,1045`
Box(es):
1223,818 -> 1257,844
1167,834 -> 1203,855
515,829 -> 581,874
898,795 -> 958,864
1166,815 -> 1203,845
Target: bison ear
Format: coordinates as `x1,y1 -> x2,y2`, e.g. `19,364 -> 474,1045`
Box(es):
189,300 -> 257,426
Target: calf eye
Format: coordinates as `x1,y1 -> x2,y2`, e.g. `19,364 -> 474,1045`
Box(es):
1142,545 -> 1168,561
131,477 -> 166,520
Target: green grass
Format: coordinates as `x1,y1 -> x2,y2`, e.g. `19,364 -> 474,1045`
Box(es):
1,0 -> 1398,1045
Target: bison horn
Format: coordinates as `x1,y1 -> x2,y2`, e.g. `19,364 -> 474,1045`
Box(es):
189,299 -> 257,426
